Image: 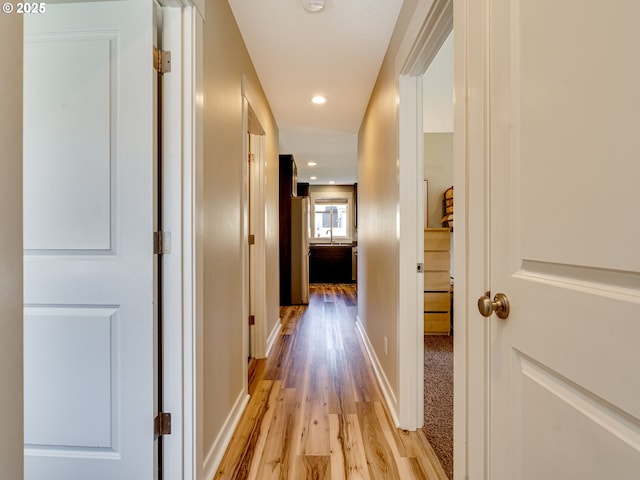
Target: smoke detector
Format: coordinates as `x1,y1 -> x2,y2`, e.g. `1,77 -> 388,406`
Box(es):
302,0 -> 325,13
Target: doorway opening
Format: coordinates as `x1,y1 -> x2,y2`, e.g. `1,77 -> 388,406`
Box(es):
243,97 -> 267,394
421,28 -> 454,480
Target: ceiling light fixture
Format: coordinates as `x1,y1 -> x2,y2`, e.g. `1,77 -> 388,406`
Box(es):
310,176 -> 318,180
307,161 -> 317,166
329,181 -> 336,185
311,95 -> 327,105
302,0 -> 325,13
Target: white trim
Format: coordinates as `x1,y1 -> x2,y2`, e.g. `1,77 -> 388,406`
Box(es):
161,7 -> 185,480
255,134 -> 268,358
150,3 -> 202,479
400,0 -> 453,76
265,317 -> 282,358
201,392 -> 250,480
158,0 -> 204,20
240,101 -> 250,395
397,74 -> 425,431
454,0 -> 489,478
154,3 -> 202,479
355,316 -> 400,427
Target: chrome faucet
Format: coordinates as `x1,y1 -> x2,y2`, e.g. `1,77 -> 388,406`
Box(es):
326,229 -> 333,244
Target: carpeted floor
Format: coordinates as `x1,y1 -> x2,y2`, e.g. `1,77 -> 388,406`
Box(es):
423,335 -> 454,480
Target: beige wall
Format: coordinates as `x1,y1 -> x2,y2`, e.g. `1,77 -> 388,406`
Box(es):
357,0 -> 423,405
424,132 -> 453,228
202,0 -> 279,459
0,14 -> 24,480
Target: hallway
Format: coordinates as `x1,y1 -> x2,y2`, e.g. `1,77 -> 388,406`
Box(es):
214,284 -> 447,480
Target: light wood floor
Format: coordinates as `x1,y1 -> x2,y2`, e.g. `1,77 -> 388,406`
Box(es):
214,283 -> 448,480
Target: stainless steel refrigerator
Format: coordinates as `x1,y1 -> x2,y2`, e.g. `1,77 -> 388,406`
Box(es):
290,196 -> 309,304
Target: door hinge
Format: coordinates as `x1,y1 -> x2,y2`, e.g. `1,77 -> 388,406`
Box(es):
153,231 -> 172,255
417,263 -> 424,273
248,153 -> 255,163
153,47 -> 172,74
248,234 -> 255,245
154,412 -> 172,438
249,314 -> 255,326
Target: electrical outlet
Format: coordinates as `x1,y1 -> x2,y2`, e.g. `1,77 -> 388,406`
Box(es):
384,336 -> 388,356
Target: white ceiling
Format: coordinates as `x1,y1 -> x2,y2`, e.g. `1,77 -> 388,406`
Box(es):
228,0 -> 452,185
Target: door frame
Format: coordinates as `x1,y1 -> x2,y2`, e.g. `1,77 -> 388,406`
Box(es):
245,127 -> 267,361
397,73 -> 425,431
396,0 -> 453,430
452,1 -> 490,477
242,75 -> 268,362
159,3 -> 203,480
396,0 -> 489,478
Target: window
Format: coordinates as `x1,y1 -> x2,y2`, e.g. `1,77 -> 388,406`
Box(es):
309,194 -> 352,241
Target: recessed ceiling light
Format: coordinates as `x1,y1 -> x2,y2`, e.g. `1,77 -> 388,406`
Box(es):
302,0 -> 325,13
307,161 -> 317,166
311,95 -> 327,105
329,181 -> 336,185
310,176 -> 318,180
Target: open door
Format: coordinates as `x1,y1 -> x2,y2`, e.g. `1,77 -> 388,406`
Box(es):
23,1 -> 157,478
482,1 -> 640,477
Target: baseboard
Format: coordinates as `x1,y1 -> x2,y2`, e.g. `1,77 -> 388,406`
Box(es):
202,390 -> 250,479
355,315 -> 400,427
265,317 -> 282,357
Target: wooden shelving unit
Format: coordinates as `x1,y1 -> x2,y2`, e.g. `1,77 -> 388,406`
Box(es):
423,228 -> 452,335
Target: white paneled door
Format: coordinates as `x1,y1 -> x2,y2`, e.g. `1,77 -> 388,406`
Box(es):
486,0 -> 640,478
23,1 -> 156,478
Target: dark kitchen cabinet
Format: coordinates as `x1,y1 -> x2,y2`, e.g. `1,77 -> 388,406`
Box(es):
279,154 -> 297,305
309,245 -> 353,283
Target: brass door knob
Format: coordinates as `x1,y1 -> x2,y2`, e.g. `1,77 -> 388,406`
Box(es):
477,292 -> 510,319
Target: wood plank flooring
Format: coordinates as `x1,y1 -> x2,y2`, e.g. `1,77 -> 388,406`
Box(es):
214,284 -> 448,480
